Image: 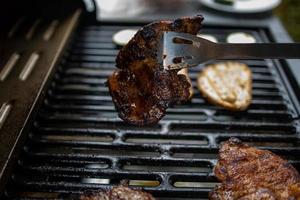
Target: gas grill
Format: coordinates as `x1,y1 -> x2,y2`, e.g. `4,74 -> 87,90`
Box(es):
1,0 -> 300,199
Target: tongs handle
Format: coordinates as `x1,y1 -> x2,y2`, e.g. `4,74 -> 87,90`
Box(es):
217,43 -> 300,60
162,32 -> 300,70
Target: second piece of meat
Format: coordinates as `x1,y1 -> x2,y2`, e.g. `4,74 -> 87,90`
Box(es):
210,138 -> 300,200
80,184 -> 155,200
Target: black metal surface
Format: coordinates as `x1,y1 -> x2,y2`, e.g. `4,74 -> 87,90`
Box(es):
0,6 -> 82,195
2,23 -> 300,200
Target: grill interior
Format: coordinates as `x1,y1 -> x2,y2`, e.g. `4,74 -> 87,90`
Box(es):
3,22 -> 300,199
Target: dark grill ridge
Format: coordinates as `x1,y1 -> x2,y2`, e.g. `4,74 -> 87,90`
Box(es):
3,24 -> 300,200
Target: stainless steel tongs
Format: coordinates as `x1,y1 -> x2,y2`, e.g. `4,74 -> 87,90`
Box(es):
161,32 -> 300,70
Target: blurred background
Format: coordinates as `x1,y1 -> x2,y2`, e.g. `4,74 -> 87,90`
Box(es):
275,0 -> 300,42
95,0 -> 300,41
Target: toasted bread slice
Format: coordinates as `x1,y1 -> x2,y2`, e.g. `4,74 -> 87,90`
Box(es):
197,62 -> 252,111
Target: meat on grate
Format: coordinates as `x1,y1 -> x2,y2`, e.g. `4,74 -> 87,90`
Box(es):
210,138 -> 300,200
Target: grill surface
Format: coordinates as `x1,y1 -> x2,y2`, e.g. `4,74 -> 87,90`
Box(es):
3,22 -> 300,199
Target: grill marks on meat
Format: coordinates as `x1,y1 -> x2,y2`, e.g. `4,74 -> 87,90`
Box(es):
108,16 -> 203,126
210,138 -> 300,200
80,185 -> 155,200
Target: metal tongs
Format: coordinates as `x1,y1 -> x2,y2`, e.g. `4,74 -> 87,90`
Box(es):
161,32 -> 300,70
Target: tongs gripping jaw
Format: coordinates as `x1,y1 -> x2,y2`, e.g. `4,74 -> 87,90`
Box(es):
161,31 -> 300,70
161,31 -> 217,70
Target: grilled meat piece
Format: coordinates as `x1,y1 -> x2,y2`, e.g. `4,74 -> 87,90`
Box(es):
210,138 -> 300,200
80,185 -> 155,200
108,15 -> 203,126
178,68 -> 193,99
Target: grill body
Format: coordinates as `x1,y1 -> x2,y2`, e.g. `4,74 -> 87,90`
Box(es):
1,1 -> 300,199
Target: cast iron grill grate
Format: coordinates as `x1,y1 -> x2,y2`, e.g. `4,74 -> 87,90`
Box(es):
3,23 -> 300,199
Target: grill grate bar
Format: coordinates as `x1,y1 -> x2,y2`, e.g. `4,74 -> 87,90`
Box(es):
4,24 -> 300,200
